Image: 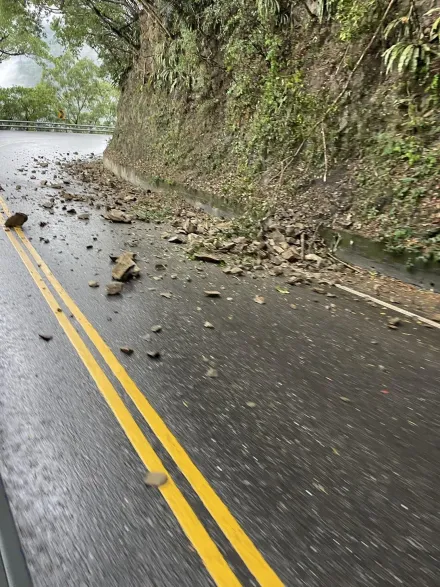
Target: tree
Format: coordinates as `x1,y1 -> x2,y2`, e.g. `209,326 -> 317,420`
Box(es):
0,83 -> 57,120
34,1 -> 190,82
0,0 -> 48,63
37,0 -> 142,82
43,51 -> 118,124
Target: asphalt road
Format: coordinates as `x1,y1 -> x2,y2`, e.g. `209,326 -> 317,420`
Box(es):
0,131 -> 439,587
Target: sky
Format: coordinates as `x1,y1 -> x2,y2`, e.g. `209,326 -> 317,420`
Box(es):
0,21 -> 96,88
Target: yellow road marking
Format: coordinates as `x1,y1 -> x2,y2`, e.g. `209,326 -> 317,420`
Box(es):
0,197 -> 284,587
1,220 -> 242,587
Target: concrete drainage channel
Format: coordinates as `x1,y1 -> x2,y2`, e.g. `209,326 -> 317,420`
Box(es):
320,228 -> 439,292
103,155 -> 237,219
0,476 -> 32,587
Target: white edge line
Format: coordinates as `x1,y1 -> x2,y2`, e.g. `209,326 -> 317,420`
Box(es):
335,284 -> 440,330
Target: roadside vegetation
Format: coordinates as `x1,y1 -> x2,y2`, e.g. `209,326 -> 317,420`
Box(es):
2,1 -> 440,261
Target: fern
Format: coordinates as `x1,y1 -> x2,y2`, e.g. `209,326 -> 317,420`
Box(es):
257,0 -> 280,20
383,42 -> 434,75
383,6 -> 440,77
317,0 -> 337,24
404,45 -> 419,73
426,8 -> 440,42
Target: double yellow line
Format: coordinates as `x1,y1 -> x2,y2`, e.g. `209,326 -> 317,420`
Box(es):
0,197 -> 284,587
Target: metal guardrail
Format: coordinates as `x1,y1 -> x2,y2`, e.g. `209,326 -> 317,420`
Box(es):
0,119 -> 114,134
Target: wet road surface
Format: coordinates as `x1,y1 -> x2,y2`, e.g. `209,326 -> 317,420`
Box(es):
0,131 -> 439,587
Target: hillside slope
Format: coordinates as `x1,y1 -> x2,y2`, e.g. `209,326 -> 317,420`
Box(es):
107,0 -> 440,267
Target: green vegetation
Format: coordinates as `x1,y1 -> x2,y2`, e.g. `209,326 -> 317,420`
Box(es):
383,6 -> 440,75
0,0 -> 48,63
0,83 -> 56,121
3,1 -> 439,257
0,1 -> 119,125
357,130 -> 440,262
40,0 -> 141,83
0,55 -> 118,124
42,53 -> 118,124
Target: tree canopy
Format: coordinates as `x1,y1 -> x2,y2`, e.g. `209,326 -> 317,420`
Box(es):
0,0 -> 119,125
0,0 -> 48,63
36,0 -> 142,82
0,83 -> 56,120
42,51 -> 118,124
0,53 -> 118,124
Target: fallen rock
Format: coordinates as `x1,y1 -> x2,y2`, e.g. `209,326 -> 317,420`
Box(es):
104,209 -> 132,223
194,253 -> 221,263
130,264 -> 141,278
106,282 -> 123,295
230,267 -> 244,276
219,241 -> 236,252
204,321 -> 214,329
42,200 -> 54,209
120,347 -> 134,355
206,367 -> 218,378
112,251 -> 139,281
282,247 -> 301,262
151,325 -> 162,333
388,317 -> 401,328
38,333 -> 53,342
305,253 -> 324,266
254,295 -> 266,305
182,219 -> 198,234
5,212 -> 28,228
78,213 -> 90,220
160,292 -> 173,299
204,291 -> 221,298
144,471 -> 167,487
147,350 -> 161,359
168,235 -> 187,244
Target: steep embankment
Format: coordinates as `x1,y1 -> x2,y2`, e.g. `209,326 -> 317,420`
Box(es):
107,0 -> 440,267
